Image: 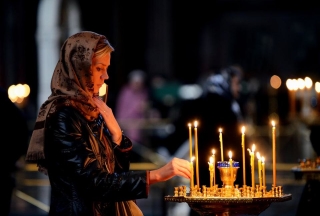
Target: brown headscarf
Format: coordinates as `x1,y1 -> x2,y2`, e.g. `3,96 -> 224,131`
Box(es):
26,31 -> 113,163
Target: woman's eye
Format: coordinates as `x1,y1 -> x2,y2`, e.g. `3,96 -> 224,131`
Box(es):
96,67 -> 102,72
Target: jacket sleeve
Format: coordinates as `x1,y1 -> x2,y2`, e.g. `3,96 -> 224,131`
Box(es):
45,107 -> 150,202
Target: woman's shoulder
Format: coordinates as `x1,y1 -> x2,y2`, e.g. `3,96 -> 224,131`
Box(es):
47,106 -> 87,127
52,106 -> 81,118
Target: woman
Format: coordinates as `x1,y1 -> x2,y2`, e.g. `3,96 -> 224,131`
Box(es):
26,31 -> 191,215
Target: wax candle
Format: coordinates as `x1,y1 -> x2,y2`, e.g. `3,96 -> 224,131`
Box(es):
241,126 -> 246,186
190,156 -> 195,191
257,152 -> 262,188
262,156 -> 266,188
247,144 -> 255,188
212,149 -> 216,186
219,128 -> 224,161
194,121 -> 200,188
272,121 -> 276,187
188,123 -> 193,161
208,156 -> 214,188
229,151 -> 233,182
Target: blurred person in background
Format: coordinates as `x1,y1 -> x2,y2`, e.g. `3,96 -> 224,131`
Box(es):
0,86 -> 29,215
115,69 -> 150,145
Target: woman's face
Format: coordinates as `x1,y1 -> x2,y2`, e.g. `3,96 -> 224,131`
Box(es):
91,53 -> 110,94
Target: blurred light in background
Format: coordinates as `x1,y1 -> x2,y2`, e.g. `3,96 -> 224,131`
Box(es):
270,75 -> 281,89
316,82 -> 320,93
8,84 -> 30,103
178,84 -> 203,100
304,76 -> 313,89
297,78 -> 305,90
286,79 -> 299,91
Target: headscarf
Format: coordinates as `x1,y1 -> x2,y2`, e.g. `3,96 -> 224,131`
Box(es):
26,31 -> 112,163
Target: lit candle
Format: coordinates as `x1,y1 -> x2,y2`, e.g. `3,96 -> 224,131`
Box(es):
190,156 -> 195,191
194,121 -> 200,188
188,123 -> 193,161
257,152 -> 262,188
219,128 -> 224,161
272,120 -> 276,187
208,156 -> 214,188
247,144 -> 255,188
229,151 -> 233,182
212,149 -> 216,186
241,126 -> 246,186
261,156 -> 266,188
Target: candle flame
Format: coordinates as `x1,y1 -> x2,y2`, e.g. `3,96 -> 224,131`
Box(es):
194,121 -> 198,128
209,156 -> 214,163
241,126 -> 245,134
271,120 -> 275,127
252,144 -> 256,152
228,151 -> 232,159
212,149 -> 215,155
191,156 -> 195,162
188,123 -> 191,127
219,128 -> 222,133
261,156 -> 265,163
256,152 -> 261,159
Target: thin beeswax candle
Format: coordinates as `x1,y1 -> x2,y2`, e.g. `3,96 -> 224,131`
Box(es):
219,128 -> 224,161
241,126 -> 246,186
194,121 -> 200,188
272,121 -> 276,187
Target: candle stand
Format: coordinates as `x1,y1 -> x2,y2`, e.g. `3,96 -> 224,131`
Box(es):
164,194 -> 292,216
165,161 -> 292,215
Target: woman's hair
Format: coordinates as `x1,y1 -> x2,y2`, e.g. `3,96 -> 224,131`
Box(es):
94,38 -> 114,58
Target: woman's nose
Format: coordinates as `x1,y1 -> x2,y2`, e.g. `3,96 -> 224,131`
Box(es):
101,72 -> 108,80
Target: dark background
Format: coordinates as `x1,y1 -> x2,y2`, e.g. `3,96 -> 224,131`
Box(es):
1,0 -> 320,123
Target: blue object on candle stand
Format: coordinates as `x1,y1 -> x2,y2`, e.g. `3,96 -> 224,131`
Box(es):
217,161 -> 240,168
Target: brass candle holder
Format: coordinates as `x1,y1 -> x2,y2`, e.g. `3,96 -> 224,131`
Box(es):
217,161 -> 239,189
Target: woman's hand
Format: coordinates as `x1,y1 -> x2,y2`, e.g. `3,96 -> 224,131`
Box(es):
149,158 -> 191,185
93,97 -> 122,144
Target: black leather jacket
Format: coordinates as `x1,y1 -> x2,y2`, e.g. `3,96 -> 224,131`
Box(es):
44,106 -> 149,215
